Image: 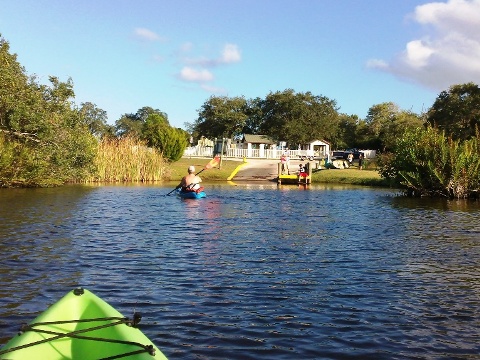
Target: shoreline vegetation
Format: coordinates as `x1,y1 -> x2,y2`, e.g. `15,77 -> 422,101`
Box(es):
1,133 -> 386,188
3,31 -> 480,197
82,137 -> 386,187
89,137 -> 167,182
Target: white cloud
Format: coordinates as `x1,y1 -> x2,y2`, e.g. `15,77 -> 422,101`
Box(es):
219,44 -> 241,64
415,0 -> 480,37
178,67 -> 214,82
174,43 -> 241,91
366,58 -> 389,69
368,0 -> 480,90
183,55 -> 214,67
201,84 -> 228,94
179,43 -> 242,67
133,28 -> 165,42
403,40 -> 435,68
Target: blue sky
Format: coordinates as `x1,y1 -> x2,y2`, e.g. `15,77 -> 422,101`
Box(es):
1,0 -> 480,129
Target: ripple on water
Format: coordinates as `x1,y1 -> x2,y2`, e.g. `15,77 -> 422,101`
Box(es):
0,185 -> 479,359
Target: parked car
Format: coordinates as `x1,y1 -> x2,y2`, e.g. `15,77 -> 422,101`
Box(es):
343,148 -> 364,160
331,151 -> 345,160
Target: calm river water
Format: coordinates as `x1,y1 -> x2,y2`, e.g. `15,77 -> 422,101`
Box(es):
0,183 -> 479,359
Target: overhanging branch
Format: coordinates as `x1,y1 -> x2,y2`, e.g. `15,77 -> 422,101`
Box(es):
0,129 -> 40,142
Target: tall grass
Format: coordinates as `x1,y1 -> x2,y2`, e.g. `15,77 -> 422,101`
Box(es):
87,137 -> 167,182
381,127 -> 480,198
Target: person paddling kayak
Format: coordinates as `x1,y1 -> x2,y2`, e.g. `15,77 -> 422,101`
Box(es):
178,165 -> 202,192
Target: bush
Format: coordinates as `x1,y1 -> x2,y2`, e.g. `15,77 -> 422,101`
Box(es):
380,127 -> 480,198
142,114 -> 188,162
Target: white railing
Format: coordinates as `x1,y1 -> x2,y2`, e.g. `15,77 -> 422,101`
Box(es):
183,146 -> 329,160
184,146 -> 214,157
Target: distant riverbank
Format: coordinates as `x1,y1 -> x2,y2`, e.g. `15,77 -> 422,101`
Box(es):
168,157 -> 390,187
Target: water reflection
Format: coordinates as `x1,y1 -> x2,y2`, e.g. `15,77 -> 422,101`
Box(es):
0,184 -> 479,359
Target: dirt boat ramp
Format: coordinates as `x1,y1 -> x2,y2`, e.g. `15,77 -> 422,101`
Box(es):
229,159 -> 304,181
230,159 -> 278,181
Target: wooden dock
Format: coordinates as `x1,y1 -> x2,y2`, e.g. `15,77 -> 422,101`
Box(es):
277,162 -> 312,185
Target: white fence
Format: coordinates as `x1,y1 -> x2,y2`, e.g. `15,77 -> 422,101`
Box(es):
183,146 -> 376,160
184,146 -> 330,160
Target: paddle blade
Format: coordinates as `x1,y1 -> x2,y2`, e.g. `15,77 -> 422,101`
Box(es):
205,155 -> 220,169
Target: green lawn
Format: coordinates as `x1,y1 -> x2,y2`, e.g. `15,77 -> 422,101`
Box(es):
311,168 -> 390,186
167,157 -> 391,187
165,157 -> 242,181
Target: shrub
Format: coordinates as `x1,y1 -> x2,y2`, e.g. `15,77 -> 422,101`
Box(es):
380,127 -> 480,198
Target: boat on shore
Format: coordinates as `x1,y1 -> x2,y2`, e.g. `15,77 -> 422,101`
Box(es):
0,288 -> 168,360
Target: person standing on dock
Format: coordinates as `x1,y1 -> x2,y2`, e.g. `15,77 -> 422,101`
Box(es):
280,153 -> 287,174
284,148 -> 291,175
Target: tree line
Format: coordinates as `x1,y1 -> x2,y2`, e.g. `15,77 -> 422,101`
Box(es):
0,35 -> 187,187
187,83 -> 480,198
2,32 -> 480,197
186,90 -> 427,152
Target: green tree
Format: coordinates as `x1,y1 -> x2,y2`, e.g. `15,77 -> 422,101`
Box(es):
259,89 -> 339,147
194,96 -> 248,138
142,113 -> 188,161
364,102 -> 424,152
115,113 -> 143,138
353,119 -> 378,150
427,82 -> 480,141
243,97 -> 264,135
78,102 -> 114,138
364,102 -> 398,151
334,114 -> 359,149
387,110 -> 424,149
115,106 -> 168,138
0,35 -> 97,187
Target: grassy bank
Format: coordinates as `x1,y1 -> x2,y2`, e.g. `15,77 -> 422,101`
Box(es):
165,157 -> 242,181
310,158 -> 391,187
170,157 -> 390,187
311,168 -> 390,187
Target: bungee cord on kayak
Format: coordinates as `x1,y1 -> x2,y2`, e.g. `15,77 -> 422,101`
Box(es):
0,315 -> 156,359
1,288 -> 167,359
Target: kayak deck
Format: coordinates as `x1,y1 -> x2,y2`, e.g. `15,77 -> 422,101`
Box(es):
0,288 -> 168,360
